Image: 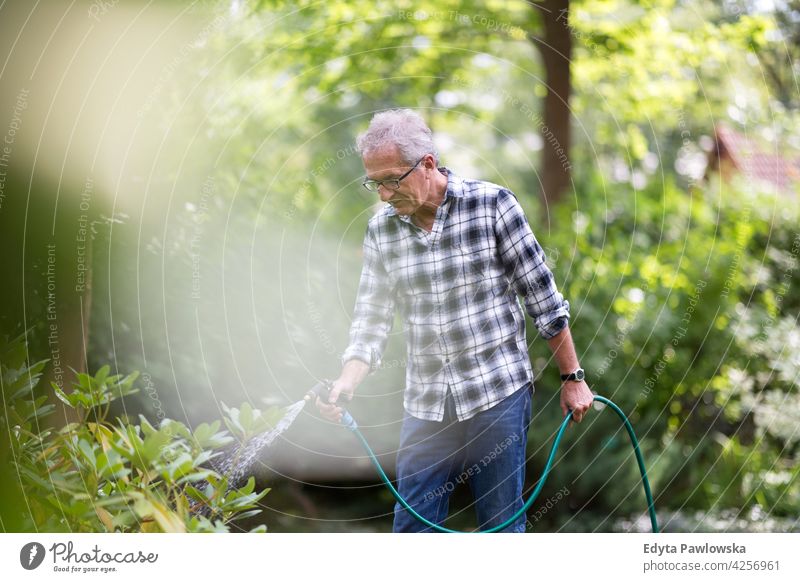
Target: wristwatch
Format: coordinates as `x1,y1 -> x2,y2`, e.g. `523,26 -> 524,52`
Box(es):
560,367 -> 585,382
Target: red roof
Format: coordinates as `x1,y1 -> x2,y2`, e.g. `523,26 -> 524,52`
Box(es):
714,125 -> 800,194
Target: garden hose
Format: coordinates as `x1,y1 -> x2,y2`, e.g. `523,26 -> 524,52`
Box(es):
308,383 -> 659,533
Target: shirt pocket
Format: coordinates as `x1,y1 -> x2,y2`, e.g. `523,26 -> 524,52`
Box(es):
449,241 -> 492,299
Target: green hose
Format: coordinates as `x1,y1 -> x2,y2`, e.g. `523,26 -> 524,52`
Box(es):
344,394 -> 659,533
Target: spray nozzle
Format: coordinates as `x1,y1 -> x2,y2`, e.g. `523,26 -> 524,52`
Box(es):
304,379 -> 336,404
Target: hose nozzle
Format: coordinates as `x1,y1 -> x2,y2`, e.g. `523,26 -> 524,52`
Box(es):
305,379 -> 335,403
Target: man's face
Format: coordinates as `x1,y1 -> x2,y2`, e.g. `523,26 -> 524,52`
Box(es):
362,146 -> 430,216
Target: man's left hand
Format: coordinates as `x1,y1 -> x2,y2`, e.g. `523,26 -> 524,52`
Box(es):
560,380 -> 594,425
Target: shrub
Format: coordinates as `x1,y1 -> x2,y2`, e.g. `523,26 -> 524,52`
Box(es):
526,172 -> 799,521
1,332 -> 274,532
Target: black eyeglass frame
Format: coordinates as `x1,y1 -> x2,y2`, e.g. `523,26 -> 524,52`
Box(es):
361,156 -> 425,192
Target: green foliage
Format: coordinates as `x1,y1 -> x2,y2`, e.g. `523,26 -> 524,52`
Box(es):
1,333 -> 274,533
51,365 -> 138,420
221,401 -> 285,441
569,0 -> 777,183
527,172 -> 800,521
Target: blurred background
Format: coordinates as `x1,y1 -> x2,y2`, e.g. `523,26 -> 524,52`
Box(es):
0,0 -> 798,532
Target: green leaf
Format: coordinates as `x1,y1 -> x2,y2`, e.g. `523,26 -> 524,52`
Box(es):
176,469 -> 216,485
184,485 -> 209,503
52,383 -> 74,407
77,439 -> 97,468
141,431 -> 172,464
240,402 -> 253,431
96,365 -> 110,385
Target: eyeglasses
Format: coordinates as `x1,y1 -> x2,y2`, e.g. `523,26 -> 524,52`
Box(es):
362,157 -> 424,192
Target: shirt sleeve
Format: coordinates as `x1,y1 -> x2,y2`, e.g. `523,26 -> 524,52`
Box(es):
494,188 -> 570,339
341,225 -> 397,374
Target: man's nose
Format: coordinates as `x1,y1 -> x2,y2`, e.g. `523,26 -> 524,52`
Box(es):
378,184 -> 393,201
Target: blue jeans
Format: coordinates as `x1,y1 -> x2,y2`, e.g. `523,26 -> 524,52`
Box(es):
392,383 -> 532,533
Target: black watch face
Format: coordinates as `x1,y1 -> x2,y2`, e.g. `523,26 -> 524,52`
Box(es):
575,369 -> 585,381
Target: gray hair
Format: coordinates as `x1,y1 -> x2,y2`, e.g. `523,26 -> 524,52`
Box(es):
356,109 -> 439,165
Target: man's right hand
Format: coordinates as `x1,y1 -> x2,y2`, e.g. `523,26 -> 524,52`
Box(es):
315,378 -> 357,423
315,359 -> 369,423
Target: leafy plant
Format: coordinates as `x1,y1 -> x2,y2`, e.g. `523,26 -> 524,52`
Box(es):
1,332 -> 277,532
527,172 -> 800,521
51,364 -> 138,421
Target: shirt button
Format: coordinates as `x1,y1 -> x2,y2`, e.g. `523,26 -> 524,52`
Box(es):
445,358 -> 450,364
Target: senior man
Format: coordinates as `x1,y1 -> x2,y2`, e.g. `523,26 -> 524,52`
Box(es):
316,109 -> 593,533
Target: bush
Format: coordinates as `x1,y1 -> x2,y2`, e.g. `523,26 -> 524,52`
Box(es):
525,172 -> 799,522
1,332 -> 275,532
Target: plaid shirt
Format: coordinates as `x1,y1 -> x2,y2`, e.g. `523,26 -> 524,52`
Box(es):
342,167 -> 570,421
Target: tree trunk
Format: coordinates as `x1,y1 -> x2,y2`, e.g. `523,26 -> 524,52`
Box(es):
530,0 -> 573,219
